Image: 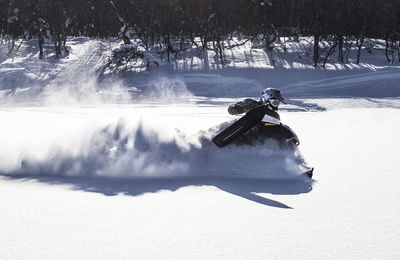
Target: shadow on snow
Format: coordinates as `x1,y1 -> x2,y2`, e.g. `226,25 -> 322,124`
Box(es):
2,174 -> 313,209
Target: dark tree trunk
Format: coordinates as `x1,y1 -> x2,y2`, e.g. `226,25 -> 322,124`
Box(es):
165,34 -> 171,62
55,34 -> 62,58
323,40 -> 337,68
338,35 -> 344,63
265,33 -> 277,52
385,38 -> 391,63
313,34 -> 320,67
398,39 -> 400,63
38,34 -> 44,59
63,34 -> 68,53
391,40 -> 395,64
202,35 -> 208,51
122,34 -> 131,45
121,25 -> 131,45
215,39 -> 224,65
356,37 -> 364,64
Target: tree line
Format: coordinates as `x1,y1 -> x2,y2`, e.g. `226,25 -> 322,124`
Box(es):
1,0 -> 400,66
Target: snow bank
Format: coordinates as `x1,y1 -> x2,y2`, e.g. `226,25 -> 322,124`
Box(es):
1,37 -> 400,105
281,68 -> 400,98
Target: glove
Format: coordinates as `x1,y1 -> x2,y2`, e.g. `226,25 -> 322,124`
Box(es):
228,104 -> 244,115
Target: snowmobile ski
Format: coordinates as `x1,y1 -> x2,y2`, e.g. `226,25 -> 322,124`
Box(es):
302,168 -> 314,179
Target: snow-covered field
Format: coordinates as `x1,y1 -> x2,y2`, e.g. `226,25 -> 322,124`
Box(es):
1,38 -> 400,259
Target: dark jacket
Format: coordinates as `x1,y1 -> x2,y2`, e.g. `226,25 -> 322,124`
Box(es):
228,99 -> 261,115
228,98 -> 280,119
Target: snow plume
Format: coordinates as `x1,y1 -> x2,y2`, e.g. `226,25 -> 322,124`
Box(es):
0,39 -> 130,105
0,110 -> 308,179
139,76 -> 194,103
39,73 -> 129,106
0,111 -> 195,177
8,121 -> 196,177
40,40 -> 130,105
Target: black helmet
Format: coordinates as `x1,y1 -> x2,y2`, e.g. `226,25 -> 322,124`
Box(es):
260,88 -> 286,108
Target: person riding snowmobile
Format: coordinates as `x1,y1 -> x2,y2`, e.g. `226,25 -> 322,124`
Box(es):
216,88 -> 313,178
228,88 -> 286,119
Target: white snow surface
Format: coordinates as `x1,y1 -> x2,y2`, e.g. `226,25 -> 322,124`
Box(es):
1,38 -> 400,259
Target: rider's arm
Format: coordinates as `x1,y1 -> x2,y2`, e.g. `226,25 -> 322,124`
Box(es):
228,99 -> 261,115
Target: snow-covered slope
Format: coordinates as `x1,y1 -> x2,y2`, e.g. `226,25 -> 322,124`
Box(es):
0,38 -> 399,259
2,37 -> 400,103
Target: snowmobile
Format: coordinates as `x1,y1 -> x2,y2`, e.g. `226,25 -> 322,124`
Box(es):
212,88 -> 313,178
212,104 -> 300,149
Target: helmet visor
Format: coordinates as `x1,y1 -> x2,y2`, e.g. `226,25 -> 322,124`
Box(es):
270,90 -> 286,104
269,98 -> 280,108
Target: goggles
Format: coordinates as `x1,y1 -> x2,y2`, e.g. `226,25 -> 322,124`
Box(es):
269,98 -> 280,107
